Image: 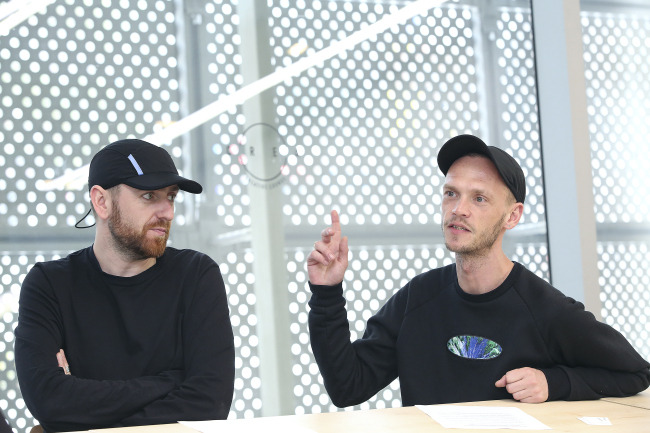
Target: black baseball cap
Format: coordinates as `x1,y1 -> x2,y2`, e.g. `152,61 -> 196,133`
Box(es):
437,134 -> 526,203
88,139 -> 202,194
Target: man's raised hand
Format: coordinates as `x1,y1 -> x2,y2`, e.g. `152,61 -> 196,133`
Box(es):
307,210 -> 349,286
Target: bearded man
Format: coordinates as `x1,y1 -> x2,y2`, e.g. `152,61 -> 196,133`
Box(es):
15,139 -> 235,432
307,134 -> 649,407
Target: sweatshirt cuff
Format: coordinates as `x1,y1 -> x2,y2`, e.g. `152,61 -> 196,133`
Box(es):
542,366 -> 571,401
308,281 -> 344,302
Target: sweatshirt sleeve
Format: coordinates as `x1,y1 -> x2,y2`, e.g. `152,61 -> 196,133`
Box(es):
14,266 -> 182,432
308,281 -> 406,407
116,260 -> 235,426
538,292 -> 650,401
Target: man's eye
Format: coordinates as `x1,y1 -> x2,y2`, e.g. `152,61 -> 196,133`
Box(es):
143,193 -> 153,200
444,191 -> 455,197
168,194 -> 176,202
476,196 -> 485,203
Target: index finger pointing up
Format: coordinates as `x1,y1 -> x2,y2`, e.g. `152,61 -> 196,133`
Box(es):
331,209 -> 340,226
330,210 -> 342,238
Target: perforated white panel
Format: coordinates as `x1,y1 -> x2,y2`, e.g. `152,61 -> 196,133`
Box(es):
582,8 -> 650,359
597,242 -> 650,359
493,9 -> 545,224
0,0 -> 192,229
582,11 -> 650,225
271,2 -> 482,228
1,252 -> 67,433
220,251 -> 262,418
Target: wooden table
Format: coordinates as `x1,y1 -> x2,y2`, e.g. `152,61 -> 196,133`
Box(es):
603,388 -> 650,410
91,391 -> 650,433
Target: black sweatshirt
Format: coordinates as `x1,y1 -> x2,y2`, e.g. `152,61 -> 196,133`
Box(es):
15,246 -> 235,432
309,262 -> 650,407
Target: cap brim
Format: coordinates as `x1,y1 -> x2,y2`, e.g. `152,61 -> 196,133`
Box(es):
123,173 -> 203,194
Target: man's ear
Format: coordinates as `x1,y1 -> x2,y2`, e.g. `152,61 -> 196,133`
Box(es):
504,202 -> 524,230
90,186 -> 111,220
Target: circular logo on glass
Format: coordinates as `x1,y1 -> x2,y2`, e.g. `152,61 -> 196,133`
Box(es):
228,122 -> 298,189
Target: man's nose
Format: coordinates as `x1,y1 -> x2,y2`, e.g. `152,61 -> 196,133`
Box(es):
452,197 -> 470,217
157,199 -> 175,220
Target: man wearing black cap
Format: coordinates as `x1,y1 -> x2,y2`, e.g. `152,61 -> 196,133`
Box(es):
15,139 -> 235,432
307,134 -> 649,407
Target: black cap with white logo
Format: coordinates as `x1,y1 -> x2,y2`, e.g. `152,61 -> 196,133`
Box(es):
88,139 -> 202,193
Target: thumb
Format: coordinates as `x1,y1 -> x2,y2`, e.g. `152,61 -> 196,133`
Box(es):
495,375 -> 506,388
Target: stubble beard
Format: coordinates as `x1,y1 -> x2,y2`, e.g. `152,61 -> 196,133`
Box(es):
108,200 -> 171,261
443,214 -> 506,259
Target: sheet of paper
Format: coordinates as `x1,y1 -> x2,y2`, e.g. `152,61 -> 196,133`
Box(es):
578,416 -> 612,426
416,405 -> 552,430
180,419 -> 318,433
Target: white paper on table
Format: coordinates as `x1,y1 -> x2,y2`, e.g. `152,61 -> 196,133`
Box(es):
179,419 -> 318,433
416,405 -> 552,430
578,416 -> 612,426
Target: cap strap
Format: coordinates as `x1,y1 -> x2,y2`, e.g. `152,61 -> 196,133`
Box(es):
74,208 -> 95,229
127,154 -> 144,175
